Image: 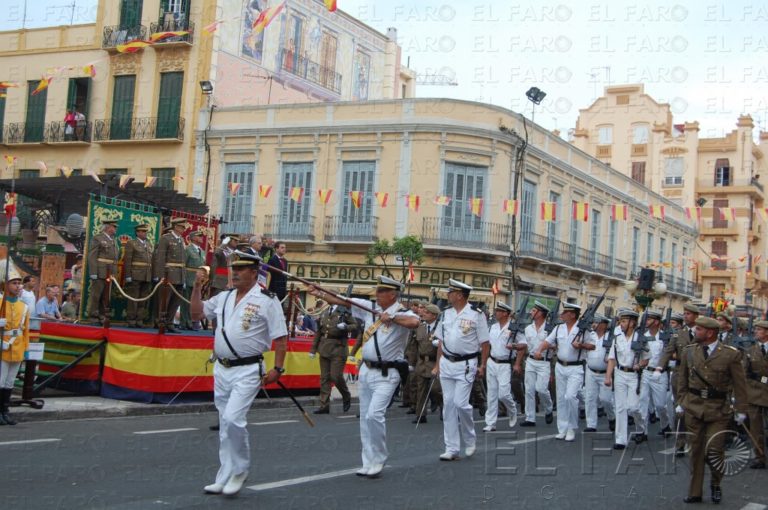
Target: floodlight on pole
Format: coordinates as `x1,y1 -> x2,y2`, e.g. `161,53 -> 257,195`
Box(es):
525,86 -> 546,124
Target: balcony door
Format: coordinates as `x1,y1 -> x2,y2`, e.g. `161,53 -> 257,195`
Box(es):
712,199 -> 728,228
110,75 -> 135,140
341,161 -> 374,238
442,162 -> 485,244
280,162 -> 313,236
120,0 -> 143,28
156,72 -> 182,138
25,80 -> 47,142
222,163 -> 254,233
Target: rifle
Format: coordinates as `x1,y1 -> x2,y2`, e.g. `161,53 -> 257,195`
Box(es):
506,295 -> 530,345
631,309 -> 650,395
734,312 -> 756,350
544,299 -> 561,335
602,316 -> 618,352
658,305 -> 674,346
573,287 -> 610,360
335,281 -> 354,317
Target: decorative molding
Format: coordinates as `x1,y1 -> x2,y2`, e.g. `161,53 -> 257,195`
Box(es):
110,54 -> 139,75
157,53 -> 185,73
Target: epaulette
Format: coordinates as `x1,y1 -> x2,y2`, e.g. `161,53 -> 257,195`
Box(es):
470,304 -> 481,312
722,345 -> 739,352
257,285 -> 275,299
683,343 -> 697,349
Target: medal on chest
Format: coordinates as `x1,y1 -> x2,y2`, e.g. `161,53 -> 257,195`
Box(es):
459,319 -> 472,335
241,303 -> 260,330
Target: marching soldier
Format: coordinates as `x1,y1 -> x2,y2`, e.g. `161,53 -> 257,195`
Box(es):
123,224 -> 153,328
676,316 -> 748,504
210,235 -> 237,297
641,310 -> 673,436
153,218 -> 188,333
412,303 -> 442,424
87,219 -> 119,325
402,301 -> 425,414
670,312 -> 684,330
181,230 -> 206,330
583,314 -> 615,432
309,301 -> 359,414
521,301 -> 554,427
716,312 -> 735,345
0,264 -> 30,425
744,320 -> 768,469
483,302 -> 523,432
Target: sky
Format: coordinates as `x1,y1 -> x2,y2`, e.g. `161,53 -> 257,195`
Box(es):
3,0 -> 767,139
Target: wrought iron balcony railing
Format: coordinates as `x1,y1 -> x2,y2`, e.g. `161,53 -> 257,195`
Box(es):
3,122 -> 44,143
102,25 -> 148,48
44,120 -> 92,143
264,214 -> 315,242
324,216 -> 378,242
517,232 -> 628,280
279,48 -> 342,94
222,214 -> 256,236
93,117 -> 185,142
150,19 -> 194,44
421,217 -> 511,253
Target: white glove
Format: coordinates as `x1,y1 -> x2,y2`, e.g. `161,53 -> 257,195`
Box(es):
125,277 -> 132,283
408,365 -> 414,373
0,318 -> 6,328
675,405 -> 684,416
348,356 -> 357,363
90,275 -> 98,280
308,352 -> 316,359
431,339 -> 439,347
735,413 -> 747,426
336,322 -> 347,330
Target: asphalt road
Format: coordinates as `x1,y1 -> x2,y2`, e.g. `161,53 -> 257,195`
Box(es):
1,405 -> 766,510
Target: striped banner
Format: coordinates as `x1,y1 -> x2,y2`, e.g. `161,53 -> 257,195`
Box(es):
572,202 -> 589,222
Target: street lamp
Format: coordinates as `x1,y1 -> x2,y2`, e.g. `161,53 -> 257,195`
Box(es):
625,268 -> 667,309
525,86 -> 546,124
199,80 -> 213,95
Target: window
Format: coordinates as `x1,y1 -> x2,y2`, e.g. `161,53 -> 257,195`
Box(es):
222,163 -> 254,233
25,80 -> 47,142
341,161 -> 375,236
157,72 -> 183,138
547,191 -> 560,242
119,0 -> 143,28
714,159 -> 730,186
632,226 -> 640,273
320,31 -> 338,91
671,242 -> 678,286
521,180 -> 537,244
664,157 -> 684,186
353,51 -> 371,101
631,161 -> 646,185
609,218 -> 617,271
682,245 -> 688,281
19,169 -> 39,179
712,199 -> 728,228
646,232 -> 654,266
103,168 -> 127,176
570,200 -> 582,256
110,75 -> 135,140
632,124 -> 649,144
280,161 -> 313,229
151,167 -> 175,190
659,237 -> 666,279
711,240 -> 727,270
283,14 -> 304,74
443,163 -> 485,242
616,94 -> 629,105
598,125 -> 613,144
590,209 -> 601,254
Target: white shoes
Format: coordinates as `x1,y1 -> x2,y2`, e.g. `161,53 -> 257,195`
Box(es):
483,425 -> 496,432
366,464 -> 384,477
356,466 -> 370,476
203,483 -> 224,494
509,407 -> 518,428
465,444 -> 476,457
555,432 -> 566,440
222,472 -> 248,496
565,429 -> 576,442
439,451 -> 459,461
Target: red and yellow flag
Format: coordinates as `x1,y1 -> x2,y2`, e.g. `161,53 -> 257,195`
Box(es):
719,207 -> 736,221
60,166 -> 74,178
406,194 -> 420,212
375,192 -> 389,207
503,199 -> 519,216
31,77 -> 51,96
203,20 -> 224,33
324,0 -> 338,12
350,191 -> 363,209
116,40 -> 152,53
491,279 -> 500,295
649,204 -> 665,220
4,192 -> 17,218
119,175 -> 133,189
611,204 -> 628,221
252,1 -> 285,33
228,182 -> 242,196
172,175 -> 184,182
4,155 -> 17,167
685,207 -> 701,221
82,64 -> 96,78
470,197 -> 483,217
149,31 -> 189,42
144,176 -> 157,188
572,202 -> 589,222
258,184 -> 272,198
540,202 -> 556,221
433,195 -> 451,206
318,188 -> 333,204
290,186 -> 304,203
0,81 -> 20,88
408,262 -> 415,283
36,160 -> 48,174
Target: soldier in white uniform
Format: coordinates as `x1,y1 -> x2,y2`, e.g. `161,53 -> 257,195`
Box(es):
640,310 -> 673,436
604,309 -> 650,449
583,314 -> 615,432
483,302 -> 525,432
533,303 -> 592,441
190,251 -> 288,497
309,275 -> 419,478
521,301 -> 554,427
432,279 -> 490,460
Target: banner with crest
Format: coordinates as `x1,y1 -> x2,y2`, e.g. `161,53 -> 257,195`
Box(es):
167,209 -> 220,265
80,194 -> 161,320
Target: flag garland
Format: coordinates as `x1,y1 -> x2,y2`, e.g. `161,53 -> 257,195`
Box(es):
406,195 -> 420,212
324,0 -> 338,12
31,77 -> 52,96
228,182 -> 242,195
611,204 -> 628,221
719,207 -> 736,221
649,204 -> 665,220
318,188 -> 333,204
540,202 -> 556,221
60,166 -> 74,178
252,1 -> 285,33
258,184 -> 272,198
470,198 -> 483,217
503,199 -> 519,216
349,191 -> 362,209
685,207 -> 701,221
290,187 -> 304,203
374,192 -> 389,207
144,176 -> 157,188
433,195 -> 451,206
572,202 -> 589,222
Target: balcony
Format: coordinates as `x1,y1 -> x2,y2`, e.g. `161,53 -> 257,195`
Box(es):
279,48 -> 342,94
93,117 -> 185,143
516,232 -> 628,280
698,220 -> 740,238
102,25 -> 148,50
596,145 -> 612,158
665,275 -> 699,297
44,121 -> 91,144
3,122 -> 44,144
696,177 -> 764,199
150,18 -> 194,46
222,214 -> 256,235
264,214 -> 315,242
324,216 -> 378,242
631,144 -> 647,157
421,217 -> 511,253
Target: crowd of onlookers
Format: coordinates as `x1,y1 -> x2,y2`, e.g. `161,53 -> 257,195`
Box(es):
18,255 -> 84,324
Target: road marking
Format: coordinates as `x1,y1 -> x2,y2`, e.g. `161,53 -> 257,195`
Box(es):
248,468 -> 359,492
740,504 -> 767,510
133,428 -> 198,435
505,434 -> 557,445
337,415 -> 357,419
0,438 -> 61,446
250,420 -> 297,426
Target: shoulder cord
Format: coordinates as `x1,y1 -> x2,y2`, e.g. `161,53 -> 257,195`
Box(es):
219,290 -> 241,359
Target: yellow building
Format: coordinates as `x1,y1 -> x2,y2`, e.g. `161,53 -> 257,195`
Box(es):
204,98 -> 699,310
573,84 -> 768,309
0,0 -> 412,216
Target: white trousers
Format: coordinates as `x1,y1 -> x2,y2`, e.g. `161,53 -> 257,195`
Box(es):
524,358 -> 553,422
555,363 -> 583,434
613,369 -> 644,445
485,359 -> 517,428
584,367 -> 614,428
439,357 -> 477,455
213,361 -> 263,485
0,361 -> 22,389
358,364 -> 400,469
639,370 -> 671,430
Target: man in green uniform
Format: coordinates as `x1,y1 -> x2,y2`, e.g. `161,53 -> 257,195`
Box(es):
413,303 -> 442,424
153,218 -> 188,333
744,320 -> 768,469
123,224 -> 154,328
181,230 -> 206,331
87,219 -> 119,325
210,235 -> 237,297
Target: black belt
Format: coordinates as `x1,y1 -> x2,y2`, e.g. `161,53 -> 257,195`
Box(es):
646,366 -> 664,373
364,360 -> 398,370
490,356 -> 512,364
420,355 -> 436,362
617,365 -> 638,373
688,387 -> 728,400
557,360 -> 584,367
443,352 -> 480,363
217,354 -> 263,368
529,354 -> 551,361
587,367 -> 607,374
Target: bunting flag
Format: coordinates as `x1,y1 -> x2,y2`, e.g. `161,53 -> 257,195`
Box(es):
317,188 -> 333,204
470,197 -> 483,217
760,208 -> 768,221
738,255 -> 748,263
228,182 -> 242,196
754,254 -> 763,265
119,175 -> 133,189
203,20 -> 224,33
171,175 -> 184,182
408,262 -> 415,282
258,184 -> 272,198
116,40 -> 152,53
144,176 -> 157,188
252,1 -> 285,33
649,204 -> 665,220
88,170 -> 103,184
540,202 -> 556,221
4,192 -> 16,218
572,202 -> 590,222
502,199 -> 519,216
0,81 -> 20,88
149,31 -> 190,42
31,77 -> 52,96
4,155 -> 16,167
375,192 -> 389,207
290,186 -> 304,203
685,207 -> 701,221
83,64 -> 96,78
36,161 -> 48,174
433,195 -> 451,206
719,207 -> 736,221
324,0 -> 338,12
349,191 -> 362,209
60,166 -> 74,178
611,204 -> 628,221
491,279 -> 500,295
406,194 -> 420,212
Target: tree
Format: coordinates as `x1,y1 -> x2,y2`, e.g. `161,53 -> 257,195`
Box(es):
366,235 -> 425,283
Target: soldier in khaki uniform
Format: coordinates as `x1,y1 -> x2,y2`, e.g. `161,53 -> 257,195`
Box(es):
744,320 -> 768,469
153,218 -> 188,333
716,312 -> 736,346
402,301 -> 425,413
210,235 -> 237,297
123,224 -> 153,327
181,230 -> 206,330
87,219 -> 119,325
413,304 -> 442,424
309,302 -> 359,414
676,316 -> 748,504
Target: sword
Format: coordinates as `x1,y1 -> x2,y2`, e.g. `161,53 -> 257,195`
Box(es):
415,376 -> 437,430
165,357 -> 212,406
276,380 -> 315,427
739,419 -> 765,460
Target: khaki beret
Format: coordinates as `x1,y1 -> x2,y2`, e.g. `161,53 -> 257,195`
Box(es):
716,312 -> 732,324
695,316 -> 720,330
754,320 -> 768,329
423,304 -> 441,315
683,304 -> 700,314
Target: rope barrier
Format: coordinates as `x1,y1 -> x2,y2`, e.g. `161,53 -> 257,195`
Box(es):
167,281 -> 191,305
108,277 -> 165,303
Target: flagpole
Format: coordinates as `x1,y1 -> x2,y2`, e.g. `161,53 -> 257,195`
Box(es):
0,168 -> 16,391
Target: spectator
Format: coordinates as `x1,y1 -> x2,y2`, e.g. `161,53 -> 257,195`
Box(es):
61,290 -> 80,321
267,241 -> 288,301
74,109 -> 86,141
64,109 -> 76,141
301,310 -> 317,333
70,254 -> 84,292
35,285 -> 62,320
20,276 -> 37,315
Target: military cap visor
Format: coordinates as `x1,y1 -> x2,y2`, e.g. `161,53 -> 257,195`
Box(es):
562,303 -> 581,313
134,224 -> 149,231
230,250 -> 262,267
170,218 -> 189,226
716,312 -> 733,324
495,302 -> 513,313
376,275 -> 404,291
446,278 -> 472,293
618,309 -> 639,319
683,304 -> 700,314
594,313 -> 610,323
532,300 -> 550,313
188,230 -> 203,238
102,220 -> 118,226
754,320 -> 768,329
695,316 -> 720,330
646,310 -> 663,320
424,304 -> 441,315
671,313 -> 684,322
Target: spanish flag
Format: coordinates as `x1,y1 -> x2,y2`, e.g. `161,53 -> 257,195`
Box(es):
290,186 -> 304,203
324,0 -> 338,12
36,160 -> 48,174
649,205 -> 665,220
719,207 -> 736,221
203,20 -> 224,33
31,77 -> 51,96
60,166 -> 74,178
685,207 -> 701,221
754,254 -> 763,265
375,192 -> 389,207
491,279 -> 500,295
406,195 -> 420,212
4,192 -> 16,218
116,40 -> 152,53
144,176 -> 157,188
503,199 -> 519,216
408,262 -> 415,282
349,191 -> 363,209
470,198 -> 483,217
540,202 -> 556,221
611,204 -> 628,221
119,175 -> 133,189
318,188 -> 333,204
4,155 -> 16,167
83,64 -> 96,78
252,1 -> 285,34
0,81 -> 20,88
149,31 -> 189,42
258,184 -> 272,198
572,202 -> 589,222
760,208 -> 768,222
228,182 -> 242,196
433,195 -> 451,206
